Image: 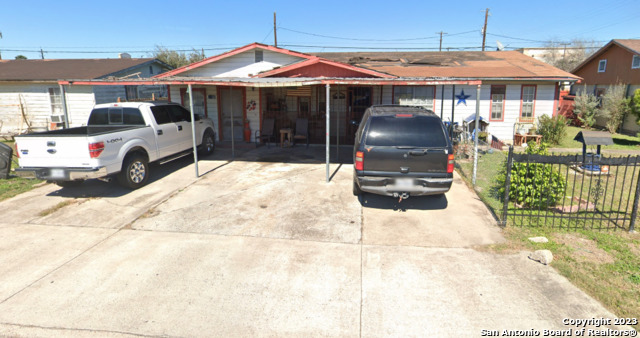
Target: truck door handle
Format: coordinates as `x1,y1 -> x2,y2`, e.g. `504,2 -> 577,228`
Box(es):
400,167 -> 409,173
178,125 -> 183,131
157,129 -> 163,135
47,149 -> 57,154
409,150 -> 427,156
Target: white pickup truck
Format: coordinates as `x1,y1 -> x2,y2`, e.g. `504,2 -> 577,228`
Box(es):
14,101 -> 216,189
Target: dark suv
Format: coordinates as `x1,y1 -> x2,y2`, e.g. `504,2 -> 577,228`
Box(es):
352,105 -> 454,200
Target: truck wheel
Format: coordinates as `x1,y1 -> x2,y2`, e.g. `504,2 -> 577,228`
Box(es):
118,154 -> 149,189
199,130 -> 215,156
353,177 -> 362,196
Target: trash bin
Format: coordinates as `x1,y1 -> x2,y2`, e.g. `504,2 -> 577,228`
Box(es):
0,142 -> 13,179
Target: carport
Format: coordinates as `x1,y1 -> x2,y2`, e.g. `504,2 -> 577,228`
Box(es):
58,78 -> 482,182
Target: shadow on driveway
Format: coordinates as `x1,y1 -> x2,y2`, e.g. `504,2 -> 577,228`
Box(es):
359,193 -> 448,211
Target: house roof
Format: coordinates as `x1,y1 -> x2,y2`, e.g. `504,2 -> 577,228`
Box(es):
0,58 -> 165,81
255,57 -> 395,78
313,50 -> 579,80
155,42 -> 314,78
571,39 -> 640,73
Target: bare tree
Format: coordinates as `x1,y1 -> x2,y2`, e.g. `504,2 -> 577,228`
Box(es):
151,46 -> 205,69
541,39 -> 600,72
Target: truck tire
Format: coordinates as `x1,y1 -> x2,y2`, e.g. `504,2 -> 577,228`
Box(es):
199,129 -> 215,156
118,154 -> 149,189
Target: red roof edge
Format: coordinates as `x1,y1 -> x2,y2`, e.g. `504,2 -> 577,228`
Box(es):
254,57 -> 395,79
153,42 -> 314,78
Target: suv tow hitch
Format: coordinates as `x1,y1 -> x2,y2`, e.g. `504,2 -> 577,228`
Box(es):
393,192 -> 410,202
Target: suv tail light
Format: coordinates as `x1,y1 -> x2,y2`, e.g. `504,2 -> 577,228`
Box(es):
447,154 -> 455,173
355,151 -> 364,170
14,142 -> 19,158
89,142 -> 105,158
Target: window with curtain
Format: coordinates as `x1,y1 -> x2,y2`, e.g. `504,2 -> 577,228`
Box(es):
490,86 -> 505,121
521,85 -> 536,119
393,86 -> 435,110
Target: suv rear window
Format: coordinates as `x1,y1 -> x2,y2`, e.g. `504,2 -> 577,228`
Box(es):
365,115 -> 447,148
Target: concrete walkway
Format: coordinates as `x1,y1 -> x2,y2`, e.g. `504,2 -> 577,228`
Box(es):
0,146 -> 632,337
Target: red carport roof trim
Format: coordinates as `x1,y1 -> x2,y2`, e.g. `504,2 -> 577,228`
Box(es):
254,57 -> 396,79
153,42 -> 315,78
59,79 -> 483,86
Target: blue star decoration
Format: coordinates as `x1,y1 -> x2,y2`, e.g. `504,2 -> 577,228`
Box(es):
456,89 -> 471,106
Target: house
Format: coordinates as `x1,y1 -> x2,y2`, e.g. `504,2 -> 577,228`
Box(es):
59,43 -> 579,144
571,39 -> 640,134
0,56 -> 171,135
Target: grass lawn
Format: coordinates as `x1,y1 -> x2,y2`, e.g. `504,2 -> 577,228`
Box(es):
556,126 -> 640,151
0,141 -> 44,202
456,150 -> 640,330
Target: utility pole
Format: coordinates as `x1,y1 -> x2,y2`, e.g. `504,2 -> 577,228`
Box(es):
481,8 -> 489,51
436,31 -> 447,51
40,48 -> 45,59
273,12 -> 278,47
0,31 -> 3,60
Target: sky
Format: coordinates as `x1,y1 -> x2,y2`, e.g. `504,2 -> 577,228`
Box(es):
0,0 -> 638,60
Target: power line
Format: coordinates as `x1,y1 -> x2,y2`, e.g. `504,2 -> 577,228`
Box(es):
279,26 -> 475,42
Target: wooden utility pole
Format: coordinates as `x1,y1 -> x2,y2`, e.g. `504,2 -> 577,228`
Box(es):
40,48 -> 45,59
273,12 -> 278,47
481,8 -> 489,51
437,31 -> 447,51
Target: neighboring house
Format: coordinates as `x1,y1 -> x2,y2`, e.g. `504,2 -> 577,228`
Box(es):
0,56 -> 171,134
62,43 -> 579,144
571,39 -> 640,134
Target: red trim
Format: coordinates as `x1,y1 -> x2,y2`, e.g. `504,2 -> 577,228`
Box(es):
489,85 -> 506,122
254,57 -> 395,79
60,79 -> 484,86
519,84 -> 537,119
179,87 -> 208,117
154,43 -> 314,78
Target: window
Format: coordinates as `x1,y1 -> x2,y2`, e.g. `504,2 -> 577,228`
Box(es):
365,116 -> 447,148
490,85 -> 505,121
598,60 -> 607,72
150,106 -> 173,125
166,105 -> 192,122
299,97 -> 310,115
88,108 -> 145,125
520,85 -> 536,119
255,50 -> 263,63
48,88 -> 63,114
632,55 -> 640,69
125,86 -> 138,100
393,86 -> 435,110
149,65 -> 154,75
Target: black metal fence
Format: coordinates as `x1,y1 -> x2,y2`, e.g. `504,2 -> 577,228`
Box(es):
502,147 -> 640,232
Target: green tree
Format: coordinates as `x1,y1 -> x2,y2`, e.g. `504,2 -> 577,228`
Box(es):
573,87 -> 599,128
541,39 -> 599,72
537,114 -> 567,145
151,46 -> 205,69
14,55 -> 27,60
629,88 -> 640,126
600,84 -> 631,133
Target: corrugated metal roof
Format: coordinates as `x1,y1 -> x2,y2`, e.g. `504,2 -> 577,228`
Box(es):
0,58 -> 162,81
312,50 -> 579,80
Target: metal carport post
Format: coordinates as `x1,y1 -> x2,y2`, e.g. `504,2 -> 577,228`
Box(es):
187,84 -> 199,178
326,84 -> 330,183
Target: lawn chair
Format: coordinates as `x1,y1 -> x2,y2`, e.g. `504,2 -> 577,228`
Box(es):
293,118 -> 309,148
255,118 -> 275,148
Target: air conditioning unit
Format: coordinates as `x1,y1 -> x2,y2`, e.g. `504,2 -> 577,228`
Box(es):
50,115 -> 66,123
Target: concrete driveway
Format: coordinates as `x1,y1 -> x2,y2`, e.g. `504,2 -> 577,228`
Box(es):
0,146 -> 629,337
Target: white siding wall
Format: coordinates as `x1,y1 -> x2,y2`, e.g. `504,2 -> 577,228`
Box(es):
0,83 -> 60,133
170,85 -> 221,141
93,85 -> 127,104
181,50 -> 305,78
66,86 -> 96,127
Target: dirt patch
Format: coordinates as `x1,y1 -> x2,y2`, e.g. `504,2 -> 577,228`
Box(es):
555,233 -> 615,265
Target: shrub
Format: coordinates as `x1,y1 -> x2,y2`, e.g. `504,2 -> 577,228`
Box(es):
629,88 -> 640,126
537,115 -> 567,145
497,143 -> 566,208
600,84 -> 631,133
573,89 -> 599,128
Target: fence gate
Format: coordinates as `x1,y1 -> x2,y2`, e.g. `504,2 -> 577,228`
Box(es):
502,147 -> 640,232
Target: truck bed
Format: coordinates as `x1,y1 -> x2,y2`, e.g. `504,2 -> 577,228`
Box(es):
22,125 -> 146,137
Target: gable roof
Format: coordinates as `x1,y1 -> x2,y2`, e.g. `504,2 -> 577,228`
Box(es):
255,57 -> 394,78
0,58 -> 166,81
155,42 -> 314,78
572,39 -> 640,73
313,50 -> 579,80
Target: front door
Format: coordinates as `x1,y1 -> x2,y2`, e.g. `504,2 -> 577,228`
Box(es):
218,87 -> 244,141
347,87 -> 372,144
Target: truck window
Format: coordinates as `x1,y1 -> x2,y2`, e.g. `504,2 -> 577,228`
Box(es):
150,106 -> 173,125
88,107 -> 145,126
365,116 -> 447,148
166,105 -> 192,123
